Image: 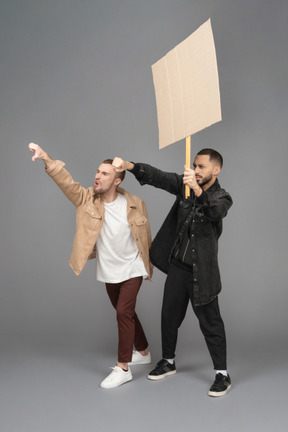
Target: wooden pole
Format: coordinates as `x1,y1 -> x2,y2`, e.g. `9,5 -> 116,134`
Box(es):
185,136 -> 191,198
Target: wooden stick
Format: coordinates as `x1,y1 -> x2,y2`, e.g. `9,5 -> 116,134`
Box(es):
185,136 -> 191,198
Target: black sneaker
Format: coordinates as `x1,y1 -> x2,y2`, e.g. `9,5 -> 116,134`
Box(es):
147,359 -> 176,380
208,373 -> 231,397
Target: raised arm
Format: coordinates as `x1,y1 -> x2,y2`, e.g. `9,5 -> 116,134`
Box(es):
28,142 -> 90,207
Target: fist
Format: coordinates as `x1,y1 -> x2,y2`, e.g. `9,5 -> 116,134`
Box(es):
183,166 -> 197,188
112,157 -> 133,172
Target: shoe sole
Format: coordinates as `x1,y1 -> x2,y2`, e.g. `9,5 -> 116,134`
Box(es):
147,370 -> 176,381
208,383 -> 232,397
100,376 -> 133,389
128,360 -> 152,365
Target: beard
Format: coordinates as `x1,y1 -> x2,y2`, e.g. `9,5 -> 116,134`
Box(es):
196,174 -> 213,187
93,181 -> 115,195
94,186 -> 104,194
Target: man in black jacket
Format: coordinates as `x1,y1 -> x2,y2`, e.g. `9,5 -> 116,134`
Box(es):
113,149 -> 233,396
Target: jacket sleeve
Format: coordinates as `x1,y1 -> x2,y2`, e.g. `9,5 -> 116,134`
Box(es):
196,189 -> 233,221
141,199 -> 154,277
129,162 -> 183,196
45,160 -> 90,207
141,200 -> 152,248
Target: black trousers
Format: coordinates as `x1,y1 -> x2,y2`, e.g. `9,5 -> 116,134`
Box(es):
161,260 -> 227,370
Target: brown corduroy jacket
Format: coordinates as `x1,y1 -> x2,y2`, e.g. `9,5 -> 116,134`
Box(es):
46,160 -> 153,277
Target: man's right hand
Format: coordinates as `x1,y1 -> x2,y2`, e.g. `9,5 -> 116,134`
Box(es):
112,157 -> 134,172
28,143 -> 54,167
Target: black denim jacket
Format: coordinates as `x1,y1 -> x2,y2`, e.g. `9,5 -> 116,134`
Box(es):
130,162 -> 233,306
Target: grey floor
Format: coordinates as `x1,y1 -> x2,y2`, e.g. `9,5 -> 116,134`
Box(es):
1,334 -> 287,432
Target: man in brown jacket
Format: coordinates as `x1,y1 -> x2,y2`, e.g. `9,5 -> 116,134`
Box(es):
28,143 -> 153,389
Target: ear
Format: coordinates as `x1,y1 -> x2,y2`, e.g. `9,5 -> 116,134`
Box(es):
213,165 -> 221,176
115,177 -> 122,186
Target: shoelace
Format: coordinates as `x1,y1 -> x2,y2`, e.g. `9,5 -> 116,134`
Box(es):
213,374 -> 227,385
155,360 -> 168,370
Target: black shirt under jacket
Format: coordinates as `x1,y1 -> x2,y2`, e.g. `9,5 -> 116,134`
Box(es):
129,162 -> 233,306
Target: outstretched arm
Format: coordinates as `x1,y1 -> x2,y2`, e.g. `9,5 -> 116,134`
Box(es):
113,157 -> 183,196
28,142 -> 54,168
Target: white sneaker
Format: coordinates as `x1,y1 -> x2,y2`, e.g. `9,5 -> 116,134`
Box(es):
128,349 -> 152,365
100,366 -> 133,389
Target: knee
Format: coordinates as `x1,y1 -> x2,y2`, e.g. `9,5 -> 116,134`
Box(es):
116,306 -> 133,322
162,307 -> 185,328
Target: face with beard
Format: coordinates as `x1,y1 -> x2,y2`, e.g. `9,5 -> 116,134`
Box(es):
93,163 -> 121,196
192,155 -> 221,190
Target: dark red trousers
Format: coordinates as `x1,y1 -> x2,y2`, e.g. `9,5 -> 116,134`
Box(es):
106,276 -> 148,363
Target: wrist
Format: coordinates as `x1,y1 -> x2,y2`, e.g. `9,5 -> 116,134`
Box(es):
193,186 -> 202,197
43,154 -> 54,168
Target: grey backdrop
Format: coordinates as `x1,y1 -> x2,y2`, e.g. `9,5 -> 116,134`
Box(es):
1,1 -> 287,431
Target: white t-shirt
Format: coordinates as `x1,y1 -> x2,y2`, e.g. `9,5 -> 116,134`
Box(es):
95,194 -> 148,283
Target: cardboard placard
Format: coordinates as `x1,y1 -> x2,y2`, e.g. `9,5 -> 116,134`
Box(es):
152,19 -> 222,149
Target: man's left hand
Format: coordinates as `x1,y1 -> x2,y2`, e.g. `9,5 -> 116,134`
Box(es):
183,167 -> 202,196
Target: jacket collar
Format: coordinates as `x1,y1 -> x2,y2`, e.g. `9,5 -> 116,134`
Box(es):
205,178 -> 220,193
117,187 -> 137,209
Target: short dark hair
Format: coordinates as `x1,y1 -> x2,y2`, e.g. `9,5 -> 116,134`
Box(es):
197,148 -> 223,168
102,159 -> 126,182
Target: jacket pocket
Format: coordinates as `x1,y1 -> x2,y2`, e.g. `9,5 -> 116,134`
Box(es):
135,216 -> 147,226
195,218 -> 214,238
83,206 -> 102,228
